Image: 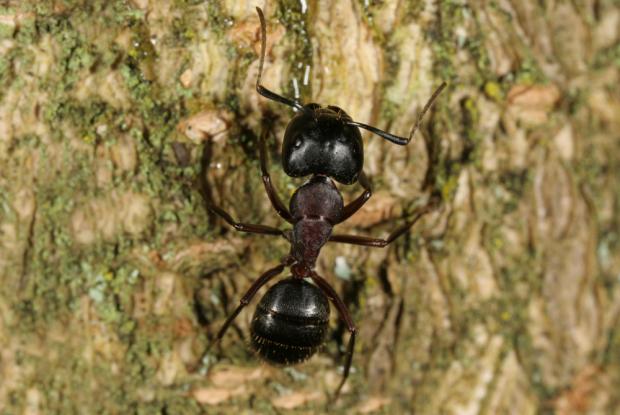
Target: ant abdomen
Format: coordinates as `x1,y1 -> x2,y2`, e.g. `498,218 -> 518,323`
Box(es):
250,278 -> 330,365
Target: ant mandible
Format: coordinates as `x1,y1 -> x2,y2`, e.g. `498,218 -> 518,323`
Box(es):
200,6 -> 446,401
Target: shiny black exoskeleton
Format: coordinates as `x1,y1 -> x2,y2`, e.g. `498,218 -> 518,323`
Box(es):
199,6 -> 446,402
253,3 -> 446,204
251,278 -> 330,365
282,105 -> 363,184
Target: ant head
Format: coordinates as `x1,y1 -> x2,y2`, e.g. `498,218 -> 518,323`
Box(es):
250,277 -> 330,365
281,104 -> 364,185
255,6 -> 447,185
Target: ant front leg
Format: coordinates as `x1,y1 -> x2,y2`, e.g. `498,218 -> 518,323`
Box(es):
329,196 -> 439,247
338,171 -> 372,223
310,271 -> 356,402
259,130 -> 294,223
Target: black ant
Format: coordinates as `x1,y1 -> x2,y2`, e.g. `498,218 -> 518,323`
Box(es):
200,7 -> 446,401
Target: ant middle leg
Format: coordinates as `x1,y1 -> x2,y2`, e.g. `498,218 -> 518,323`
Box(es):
329,196 -> 439,247
259,129 -> 294,223
310,271 -> 356,402
198,141 -> 286,237
205,203 -> 285,236
339,171 -> 372,223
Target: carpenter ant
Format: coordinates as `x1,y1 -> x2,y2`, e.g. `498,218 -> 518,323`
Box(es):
200,7 -> 446,401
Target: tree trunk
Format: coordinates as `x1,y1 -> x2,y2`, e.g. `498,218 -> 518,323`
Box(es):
1,0 -> 618,413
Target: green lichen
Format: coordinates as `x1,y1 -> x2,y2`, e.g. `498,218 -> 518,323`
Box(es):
0,0 -> 210,412
484,80 -> 503,101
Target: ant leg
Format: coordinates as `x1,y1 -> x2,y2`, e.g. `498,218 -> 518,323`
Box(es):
311,271 -> 356,402
207,263 -> 286,351
259,129 -> 294,223
346,82 -> 447,145
339,171 -> 372,223
205,201 -> 285,236
329,197 -> 438,247
255,7 -> 304,112
198,145 -> 285,237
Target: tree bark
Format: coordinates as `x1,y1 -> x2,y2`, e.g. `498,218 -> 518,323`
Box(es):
0,0 -> 618,413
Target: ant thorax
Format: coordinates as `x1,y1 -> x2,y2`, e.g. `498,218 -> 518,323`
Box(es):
288,175 -> 343,268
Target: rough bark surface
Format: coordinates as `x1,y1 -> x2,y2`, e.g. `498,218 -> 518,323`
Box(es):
0,0 -> 618,413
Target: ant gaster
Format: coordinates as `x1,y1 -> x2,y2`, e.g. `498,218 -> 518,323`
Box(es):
201,7 -> 446,400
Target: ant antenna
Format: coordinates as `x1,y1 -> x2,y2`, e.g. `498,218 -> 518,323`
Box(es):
346,81 -> 447,145
256,7 -> 306,113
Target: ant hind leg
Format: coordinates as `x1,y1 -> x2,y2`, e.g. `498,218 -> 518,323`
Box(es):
201,263 -> 286,362
311,271 -> 357,402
